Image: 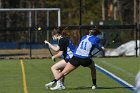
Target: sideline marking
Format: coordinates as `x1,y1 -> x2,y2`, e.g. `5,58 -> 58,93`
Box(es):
100,61 -> 135,77
20,60 -> 28,93
95,64 -> 135,92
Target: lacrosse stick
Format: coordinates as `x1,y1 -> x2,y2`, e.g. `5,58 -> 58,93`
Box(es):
46,43 -> 56,62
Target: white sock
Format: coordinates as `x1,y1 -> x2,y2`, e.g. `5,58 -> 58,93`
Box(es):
56,80 -> 64,86
56,80 -> 62,85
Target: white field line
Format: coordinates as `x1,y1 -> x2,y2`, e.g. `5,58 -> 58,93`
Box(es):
95,64 -> 135,92
100,61 -> 135,77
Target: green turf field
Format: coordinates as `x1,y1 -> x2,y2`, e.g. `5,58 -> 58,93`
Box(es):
0,57 -> 140,93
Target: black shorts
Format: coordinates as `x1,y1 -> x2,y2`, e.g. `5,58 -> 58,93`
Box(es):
64,58 -> 70,63
69,56 -> 92,67
64,55 -> 72,63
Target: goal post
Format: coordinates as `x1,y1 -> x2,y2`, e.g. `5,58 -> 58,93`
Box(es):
0,8 -> 61,58
0,8 -> 61,27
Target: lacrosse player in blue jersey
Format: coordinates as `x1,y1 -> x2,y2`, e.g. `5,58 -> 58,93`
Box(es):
44,29 -> 75,90
46,28 -> 105,90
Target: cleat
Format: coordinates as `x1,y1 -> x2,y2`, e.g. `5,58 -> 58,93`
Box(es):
61,85 -> 66,90
50,84 -> 65,90
92,85 -> 97,89
45,81 -> 55,88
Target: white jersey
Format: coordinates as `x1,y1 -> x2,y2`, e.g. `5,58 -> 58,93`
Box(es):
74,35 -> 101,58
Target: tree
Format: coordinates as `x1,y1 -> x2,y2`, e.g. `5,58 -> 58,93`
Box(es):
118,0 -> 133,24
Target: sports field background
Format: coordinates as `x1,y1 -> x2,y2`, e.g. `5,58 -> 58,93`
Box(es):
0,57 -> 140,93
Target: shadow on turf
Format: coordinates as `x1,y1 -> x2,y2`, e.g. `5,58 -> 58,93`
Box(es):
67,86 -> 133,90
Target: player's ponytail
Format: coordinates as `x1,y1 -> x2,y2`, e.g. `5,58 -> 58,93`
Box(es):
61,30 -> 70,38
89,28 -> 101,36
51,28 -> 70,38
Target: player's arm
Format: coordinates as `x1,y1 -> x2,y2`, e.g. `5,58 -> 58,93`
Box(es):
95,38 -> 105,51
95,43 -> 105,51
52,41 -> 66,60
44,40 -> 59,51
53,51 -> 63,59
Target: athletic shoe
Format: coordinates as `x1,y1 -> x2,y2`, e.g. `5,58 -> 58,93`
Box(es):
56,80 -> 65,89
45,81 -> 55,88
92,85 -> 97,89
61,85 -> 66,90
50,84 -> 65,90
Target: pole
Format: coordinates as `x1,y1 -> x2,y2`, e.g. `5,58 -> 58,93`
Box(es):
136,23 -> 138,57
138,0 -> 140,56
102,0 -> 105,20
79,0 -> 82,39
29,11 -> 32,58
134,0 -> 137,24
47,11 -> 49,41
58,9 -> 61,27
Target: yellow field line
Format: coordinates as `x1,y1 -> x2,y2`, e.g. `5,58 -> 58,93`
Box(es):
20,60 -> 28,93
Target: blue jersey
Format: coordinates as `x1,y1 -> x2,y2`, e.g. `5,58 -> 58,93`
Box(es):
59,37 -> 75,60
65,40 -> 75,60
74,35 -> 102,58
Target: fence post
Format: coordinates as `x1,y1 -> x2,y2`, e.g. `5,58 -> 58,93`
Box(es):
29,11 -> 32,58
136,23 -> 138,57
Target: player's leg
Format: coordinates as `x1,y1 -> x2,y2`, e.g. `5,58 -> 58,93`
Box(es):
51,59 -> 67,81
50,62 -> 76,90
46,62 -> 76,90
54,56 -> 80,80
50,60 -> 67,90
45,60 -> 67,89
46,56 -> 79,90
79,58 -> 96,89
55,62 -> 76,80
88,60 -> 97,89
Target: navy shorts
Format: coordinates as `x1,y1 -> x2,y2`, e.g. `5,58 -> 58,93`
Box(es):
64,58 -> 70,63
69,56 -> 92,67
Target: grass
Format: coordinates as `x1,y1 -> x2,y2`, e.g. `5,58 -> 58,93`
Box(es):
0,57 -> 139,93
95,57 -> 140,85
0,60 -> 23,93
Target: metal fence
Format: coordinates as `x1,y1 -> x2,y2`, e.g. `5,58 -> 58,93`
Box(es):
0,25 -> 139,59
0,8 -> 139,59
